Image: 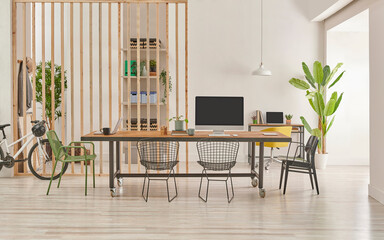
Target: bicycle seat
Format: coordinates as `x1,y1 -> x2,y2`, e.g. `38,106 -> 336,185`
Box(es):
0,124 -> 10,130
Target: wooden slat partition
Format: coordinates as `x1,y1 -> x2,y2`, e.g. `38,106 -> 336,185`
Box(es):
32,3 -> 36,170
12,0 -> 189,177
185,2 -> 189,173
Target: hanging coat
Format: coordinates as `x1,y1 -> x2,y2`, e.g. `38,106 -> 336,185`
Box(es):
18,61 -> 33,116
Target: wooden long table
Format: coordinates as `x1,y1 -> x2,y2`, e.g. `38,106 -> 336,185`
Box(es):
81,131 -> 291,198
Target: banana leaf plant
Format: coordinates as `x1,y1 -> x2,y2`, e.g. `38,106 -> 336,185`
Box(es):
289,61 -> 344,154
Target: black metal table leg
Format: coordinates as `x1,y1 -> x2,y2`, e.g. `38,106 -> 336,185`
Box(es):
258,142 -> 266,198
251,141 -> 258,187
116,141 -> 123,187
109,141 -> 116,197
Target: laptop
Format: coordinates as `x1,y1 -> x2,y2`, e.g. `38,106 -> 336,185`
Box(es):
94,118 -> 123,135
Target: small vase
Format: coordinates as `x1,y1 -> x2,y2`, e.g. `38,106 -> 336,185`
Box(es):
142,66 -> 147,76
286,119 -> 291,125
174,120 -> 184,131
253,119 -> 258,124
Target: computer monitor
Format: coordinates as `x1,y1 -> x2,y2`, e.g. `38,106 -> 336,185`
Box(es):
195,96 -> 244,136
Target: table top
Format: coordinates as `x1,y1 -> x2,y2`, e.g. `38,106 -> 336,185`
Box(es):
249,123 -> 304,127
81,130 -> 292,142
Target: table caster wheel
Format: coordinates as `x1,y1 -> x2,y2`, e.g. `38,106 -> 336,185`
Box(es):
255,163 -> 259,168
259,189 -> 266,198
251,178 -> 258,188
117,178 -> 123,187
110,188 -> 117,197
265,165 -> 270,171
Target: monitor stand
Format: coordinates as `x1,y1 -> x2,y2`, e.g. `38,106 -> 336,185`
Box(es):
209,129 -> 230,137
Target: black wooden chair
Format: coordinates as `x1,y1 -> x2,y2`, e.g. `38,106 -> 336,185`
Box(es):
278,135 -> 320,195
137,140 -> 179,202
196,140 -> 239,203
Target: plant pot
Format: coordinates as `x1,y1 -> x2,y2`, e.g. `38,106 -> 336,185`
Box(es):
252,119 -> 258,124
286,119 -> 291,125
315,153 -> 328,169
150,71 -> 156,76
174,120 -> 184,131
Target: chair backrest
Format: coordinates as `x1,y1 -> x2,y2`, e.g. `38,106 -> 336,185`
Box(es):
305,136 -> 319,163
137,140 -> 179,164
196,140 -> 240,170
258,126 -> 292,148
46,130 -> 66,160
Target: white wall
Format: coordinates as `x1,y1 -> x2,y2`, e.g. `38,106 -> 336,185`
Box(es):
174,0 -> 323,162
369,0 -> 384,205
326,10 -> 369,165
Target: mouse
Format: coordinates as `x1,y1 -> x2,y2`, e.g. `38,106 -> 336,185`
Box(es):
232,134 -> 238,136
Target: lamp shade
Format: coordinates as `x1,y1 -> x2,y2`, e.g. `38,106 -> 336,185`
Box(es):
252,63 -> 272,76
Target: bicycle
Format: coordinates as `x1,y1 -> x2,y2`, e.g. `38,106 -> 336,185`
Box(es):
0,120 -> 68,180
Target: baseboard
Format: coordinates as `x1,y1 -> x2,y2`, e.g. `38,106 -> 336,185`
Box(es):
368,184 -> 384,205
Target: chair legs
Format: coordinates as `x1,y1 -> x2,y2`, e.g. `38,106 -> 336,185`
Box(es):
46,160 -> 59,195
279,162 -> 285,189
198,169 -> 234,203
283,163 -> 289,195
312,167 -> 320,195
281,163 -> 320,195
142,168 -> 178,202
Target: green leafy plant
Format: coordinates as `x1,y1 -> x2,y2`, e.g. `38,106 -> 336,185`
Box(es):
289,61 -> 344,154
150,60 -> 156,72
35,61 -> 67,129
130,60 -> 147,76
285,114 -> 293,120
169,115 -> 188,124
160,70 -> 172,104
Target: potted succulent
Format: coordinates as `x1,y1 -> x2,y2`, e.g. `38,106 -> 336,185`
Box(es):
285,114 -> 293,125
150,60 -> 157,76
289,61 -> 344,169
169,115 -> 188,131
251,112 -> 258,124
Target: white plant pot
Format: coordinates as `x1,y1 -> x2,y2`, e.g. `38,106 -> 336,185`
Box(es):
315,153 -> 328,170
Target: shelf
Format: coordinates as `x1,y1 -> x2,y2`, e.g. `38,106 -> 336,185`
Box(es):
121,76 -> 158,79
121,48 -> 166,52
122,102 -> 165,106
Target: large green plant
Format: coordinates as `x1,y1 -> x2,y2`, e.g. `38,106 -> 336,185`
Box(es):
289,61 -> 344,154
35,61 -> 67,129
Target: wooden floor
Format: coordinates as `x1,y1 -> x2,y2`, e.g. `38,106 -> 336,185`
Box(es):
1,164 -> 384,240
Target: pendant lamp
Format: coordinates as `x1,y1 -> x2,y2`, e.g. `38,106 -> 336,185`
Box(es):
252,0 -> 272,76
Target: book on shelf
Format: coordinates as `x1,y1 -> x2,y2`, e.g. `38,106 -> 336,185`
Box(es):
171,130 -> 188,136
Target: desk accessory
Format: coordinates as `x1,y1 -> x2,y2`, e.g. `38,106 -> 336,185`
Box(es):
171,130 -> 188,136
187,128 -> 195,136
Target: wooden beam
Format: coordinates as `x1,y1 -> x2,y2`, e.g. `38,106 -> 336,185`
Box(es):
166,3 -> 169,129
12,1 -> 18,175
146,3 -> 150,132
22,2 -> 27,173
89,3 -> 93,132
127,2 -> 131,173
80,2 -> 84,174
175,3 -> 179,117
70,2 -> 75,173
185,2 -> 189,173
118,3 -> 122,170
99,3 -> 103,174
51,2 -> 55,132
156,3 -> 160,131
108,3 -> 112,128
32,2 -> 37,170
42,3 -> 46,124
137,3 -> 141,173
60,2 -> 65,149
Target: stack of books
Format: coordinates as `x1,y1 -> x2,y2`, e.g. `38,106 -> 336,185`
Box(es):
130,38 -> 161,49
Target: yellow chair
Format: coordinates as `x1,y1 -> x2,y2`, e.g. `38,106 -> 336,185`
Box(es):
256,127 -> 292,170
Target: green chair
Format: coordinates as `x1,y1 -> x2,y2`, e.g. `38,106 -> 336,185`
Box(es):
46,130 -> 96,196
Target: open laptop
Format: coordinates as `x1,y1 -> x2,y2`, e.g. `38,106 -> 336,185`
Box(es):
94,118 -> 123,135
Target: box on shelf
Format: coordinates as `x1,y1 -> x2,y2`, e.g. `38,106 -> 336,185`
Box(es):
130,38 -> 161,49
126,118 -> 158,131
140,91 -> 147,104
150,91 -> 157,104
130,91 -> 137,103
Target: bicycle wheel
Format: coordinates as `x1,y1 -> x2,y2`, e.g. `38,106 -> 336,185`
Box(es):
0,147 -> 4,172
28,139 -> 68,180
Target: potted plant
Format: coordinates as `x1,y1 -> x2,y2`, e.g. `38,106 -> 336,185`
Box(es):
289,61 -> 344,169
169,115 -> 188,131
35,61 -> 67,130
285,114 -> 293,125
150,60 -> 156,76
160,70 -> 172,104
251,112 -> 258,124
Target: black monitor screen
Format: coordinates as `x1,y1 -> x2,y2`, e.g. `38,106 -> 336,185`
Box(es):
195,97 -> 244,126
266,112 -> 284,123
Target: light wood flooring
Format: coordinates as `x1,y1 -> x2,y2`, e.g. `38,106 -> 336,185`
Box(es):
1,164 -> 384,240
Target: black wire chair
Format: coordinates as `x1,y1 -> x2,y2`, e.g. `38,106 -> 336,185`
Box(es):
137,140 -> 179,202
278,135 -> 320,194
196,140 -> 239,203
